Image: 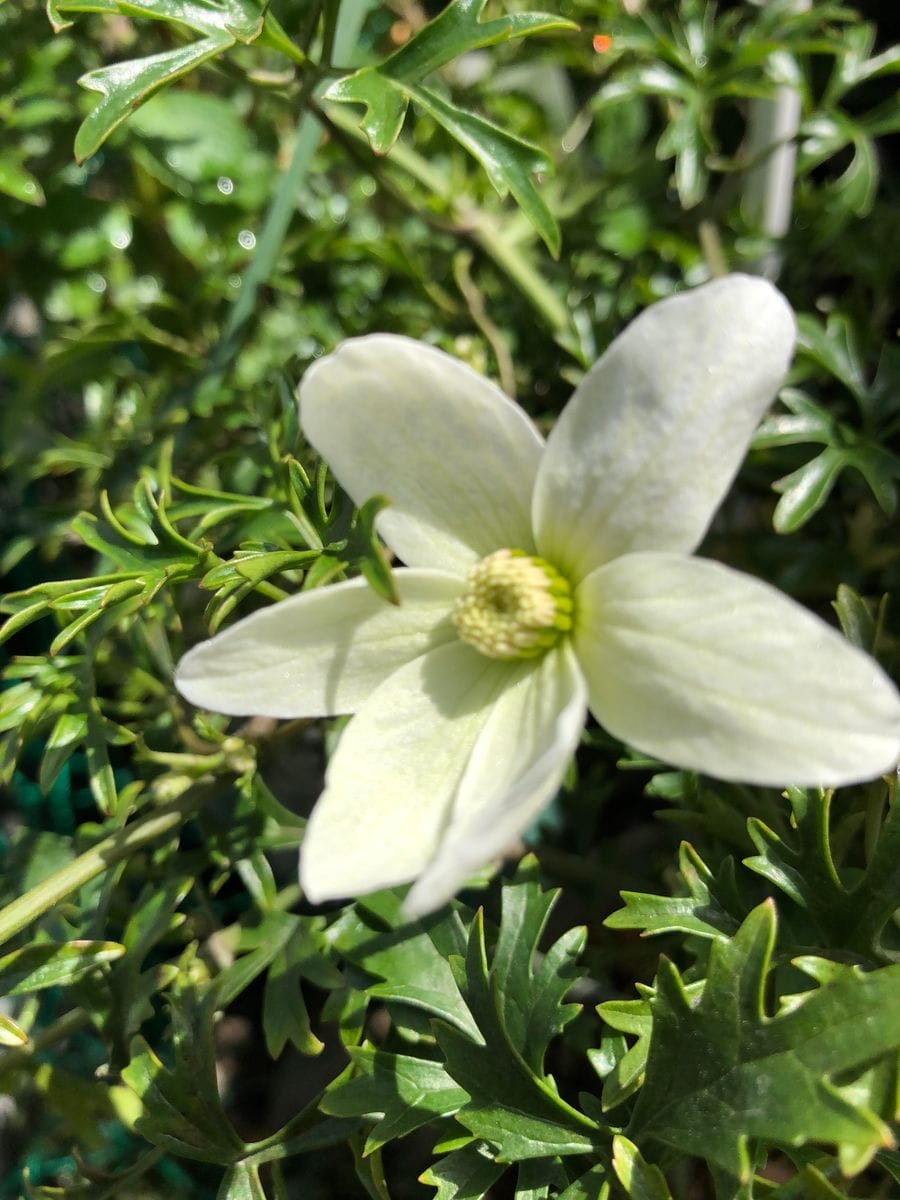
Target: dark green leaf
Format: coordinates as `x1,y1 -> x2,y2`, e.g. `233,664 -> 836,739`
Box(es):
0,152 -> 45,206
829,132 -> 878,216
605,842 -> 741,941
556,1163 -> 610,1200
628,902 -> 900,1179
75,40 -> 240,164
330,890 -> 479,1040
435,911 -> 600,1160
752,388 -> 834,450
122,987 -> 245,1164
491,855 -> 584,1070
347,495 -> 399,606
771,446 -> 846,532
515,1157 -> 567,1199
49,0 -> 297,160
38,709 -> 89,794
796,313 -> 868,405
323,0 -> 571,251
595,993 -> 663,1112
420,1141 -> 506,1200
746,786 -> 900,959
831,584 -> 881,653
325,0 -> 574,149
0,940 -> 124,995
411,87 -> 560,256
83,699 -> 120,815
217,910 -> 298,1007
322,1046 -> 468,1152
262,921 -> 334,1057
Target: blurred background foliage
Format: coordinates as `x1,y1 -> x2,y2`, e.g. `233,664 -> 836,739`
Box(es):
1,0 -> 899,1196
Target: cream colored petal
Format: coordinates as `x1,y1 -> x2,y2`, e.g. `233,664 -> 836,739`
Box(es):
533,275 -> 796,582
300,641 -> 516,901
404,643 -> 587,916
175,570 -> 462,718
299,334 -> 543,573
575,552 -> 900,787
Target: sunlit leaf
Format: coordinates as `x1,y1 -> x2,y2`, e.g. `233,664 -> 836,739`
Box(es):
0,940 -> 124,994
0,152 -> 45,205
612,1135 -> 673,1200
48,0 -> 299,161
323,0 -> 572,251
322,1048 -> 468,1153
605,842 -> 742,941
628,902 -> 900,1179
420,1141 -> 506,1200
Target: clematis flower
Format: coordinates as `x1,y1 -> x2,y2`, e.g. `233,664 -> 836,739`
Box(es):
175,276 -> 900,915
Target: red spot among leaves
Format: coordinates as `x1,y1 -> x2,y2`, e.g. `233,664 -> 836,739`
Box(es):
593,33 -> 613,53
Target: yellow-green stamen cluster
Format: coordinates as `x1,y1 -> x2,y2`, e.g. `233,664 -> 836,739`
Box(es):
453,549 -> 573,660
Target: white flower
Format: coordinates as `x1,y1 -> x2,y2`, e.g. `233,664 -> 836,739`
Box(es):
175,276 -> 900,916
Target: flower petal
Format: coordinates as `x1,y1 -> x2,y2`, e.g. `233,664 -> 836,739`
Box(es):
299,335 -> 543,573
300,641 -> 516,901
533,275 -> 796,582
575,552 -> 900,787
175,570 -> 462,717
405,643 -> 587,916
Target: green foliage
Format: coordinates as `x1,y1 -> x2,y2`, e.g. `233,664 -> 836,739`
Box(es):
0,939 -> 124,994
323,861 -> 604,1191
122,988 -> 247,1165
628,903 -> 900,1180
49,0 -> 302,163
591,0 -> 899,213
324,1048 -> 469,1152
325,0 -> 575,252
419,1143 -> 505,1200
612,1135 -> 672,1200
2,0 -> 900,1195
433,915 -> 595,1159
745,785 -> 900,961
753,313 -> 900,531
604,840 -> 742,942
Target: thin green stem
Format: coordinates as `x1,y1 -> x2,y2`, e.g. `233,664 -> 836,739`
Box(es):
327,0 -> 371,68
244,1118 -> 363,1166
207,106 -> 322,384
297,0 -> 325,60
470,217 -> 569,333
321,0 -> 340,68
202,0 -> 371,390
453,250 -> 517,396
0,793 -> 200,951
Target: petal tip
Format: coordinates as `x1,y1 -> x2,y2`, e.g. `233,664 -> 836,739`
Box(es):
706,272 -> 796,353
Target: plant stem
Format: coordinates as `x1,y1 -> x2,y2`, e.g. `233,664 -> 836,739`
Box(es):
319,102 -> 571,335
0,793 -> 199,951
207,105 -> 323,383
742,0 -> 810,279
202,0 -> 372,392
453,250 -> 517,396
470,216 -> 569,332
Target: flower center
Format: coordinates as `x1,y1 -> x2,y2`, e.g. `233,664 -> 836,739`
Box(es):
453,549 -> 573,660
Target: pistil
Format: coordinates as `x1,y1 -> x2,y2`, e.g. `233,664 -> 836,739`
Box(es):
453,549 -> 573,660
